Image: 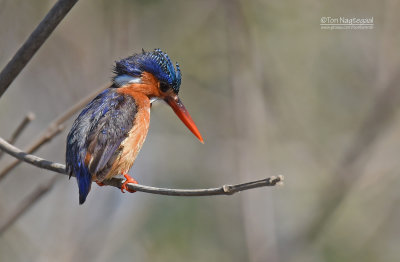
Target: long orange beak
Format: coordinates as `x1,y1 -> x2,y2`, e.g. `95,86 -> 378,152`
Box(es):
165,96 -> 204,143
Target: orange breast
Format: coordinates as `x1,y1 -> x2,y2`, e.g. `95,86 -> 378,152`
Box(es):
104,92 -> 151,180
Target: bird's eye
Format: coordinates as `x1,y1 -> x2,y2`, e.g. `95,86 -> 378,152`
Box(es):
160,82 -> 170,93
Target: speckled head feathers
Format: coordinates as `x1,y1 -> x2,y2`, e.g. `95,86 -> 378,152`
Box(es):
114,49 -> 182,94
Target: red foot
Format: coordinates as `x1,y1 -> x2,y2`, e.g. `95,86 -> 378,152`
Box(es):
96,181 -> 105,187
121,174 -> 138,193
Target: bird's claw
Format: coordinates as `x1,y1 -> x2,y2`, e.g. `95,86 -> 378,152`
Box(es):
121,174 -> 138,193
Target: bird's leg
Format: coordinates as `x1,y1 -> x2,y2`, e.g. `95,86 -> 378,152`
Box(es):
121,173 -> 138,193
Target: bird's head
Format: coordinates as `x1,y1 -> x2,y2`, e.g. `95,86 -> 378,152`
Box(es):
112,49 -> 203,143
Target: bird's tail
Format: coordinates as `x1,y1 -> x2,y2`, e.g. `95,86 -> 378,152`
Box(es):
76,164 -> 92,204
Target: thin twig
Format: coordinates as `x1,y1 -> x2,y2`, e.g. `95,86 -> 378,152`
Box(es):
0,112 -> 35,160
0,85 -> 106,181
0,137 -> 283,196
0,176 -> 59,235
0,0 -> 79,98
8,112 -> 36,144
51,85 -> 108,125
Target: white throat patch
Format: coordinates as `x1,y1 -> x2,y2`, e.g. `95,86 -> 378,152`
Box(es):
150,97 -> 159,104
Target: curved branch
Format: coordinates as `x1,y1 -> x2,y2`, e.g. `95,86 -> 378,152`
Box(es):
0,137 -> 283,196
0,0 -> 79,98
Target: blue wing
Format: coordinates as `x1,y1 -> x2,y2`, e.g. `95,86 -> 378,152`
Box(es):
66,88 -> 137,204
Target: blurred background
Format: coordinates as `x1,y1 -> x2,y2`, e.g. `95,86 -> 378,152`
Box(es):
1,0 -> 400,261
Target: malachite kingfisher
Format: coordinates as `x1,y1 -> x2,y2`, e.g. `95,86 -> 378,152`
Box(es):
66,49 -> 203,204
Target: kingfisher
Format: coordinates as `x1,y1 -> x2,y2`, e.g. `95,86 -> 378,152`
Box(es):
66,49 -> 203,204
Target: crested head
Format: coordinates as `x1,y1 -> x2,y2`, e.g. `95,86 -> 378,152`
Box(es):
113,49 -> 181,94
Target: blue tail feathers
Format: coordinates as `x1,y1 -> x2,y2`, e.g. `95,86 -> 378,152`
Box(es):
76,163 -> 92,204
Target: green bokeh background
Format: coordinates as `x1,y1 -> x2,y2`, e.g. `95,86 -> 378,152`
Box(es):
1,0 -> 400,261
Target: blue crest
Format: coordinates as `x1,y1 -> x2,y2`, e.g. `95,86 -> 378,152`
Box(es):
114,49 -> 182,94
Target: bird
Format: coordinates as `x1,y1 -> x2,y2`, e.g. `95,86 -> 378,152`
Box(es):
66,49 -> 203,204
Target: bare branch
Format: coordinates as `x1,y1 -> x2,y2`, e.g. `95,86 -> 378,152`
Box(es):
104,175 -> 284,196
0,0 -> 79,98
0,176 -> 59,235
0,85 -> 106,181
0,137 -> 283,196
0,112 -> 35,160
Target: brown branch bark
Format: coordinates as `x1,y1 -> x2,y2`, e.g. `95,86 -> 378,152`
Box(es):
0,136 -> 284,196
0,0 -> 79,98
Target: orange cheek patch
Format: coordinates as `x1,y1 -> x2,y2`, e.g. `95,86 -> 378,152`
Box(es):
141,72 -> 160,88
117,72 -> 162,98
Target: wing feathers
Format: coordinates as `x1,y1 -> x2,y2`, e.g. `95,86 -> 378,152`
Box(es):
66,88 -> 137,203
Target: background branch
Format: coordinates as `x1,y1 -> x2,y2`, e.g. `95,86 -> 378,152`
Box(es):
307,70 -> 400,241
0,0 -> 79,98
0,137 -> 283,196
8,112 -> 35,145
0,112 -> 35,160
0,176 -> 59,235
